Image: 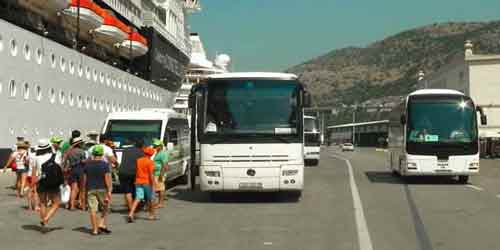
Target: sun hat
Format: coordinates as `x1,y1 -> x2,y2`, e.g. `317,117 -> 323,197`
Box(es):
37,139 -> 51,150
50,136 -> 64,144
152,139 -> 163,147
71,137 -> 84,146
143,147 -> 156,156
92,145 -> 104,156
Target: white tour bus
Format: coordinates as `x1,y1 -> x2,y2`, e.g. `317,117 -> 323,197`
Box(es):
188,72 -> 311,198
102,109 -> 191,184
304,115 -> 321,166
388,89 -> 487,183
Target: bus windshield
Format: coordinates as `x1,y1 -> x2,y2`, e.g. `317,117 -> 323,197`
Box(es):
407,96 -> 477,144
106,120 -> 162,148
203,79 -> 301,137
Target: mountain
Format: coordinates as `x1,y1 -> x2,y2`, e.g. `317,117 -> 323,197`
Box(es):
287,21 -> 500,109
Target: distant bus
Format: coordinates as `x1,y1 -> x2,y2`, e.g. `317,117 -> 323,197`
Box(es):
388,89 -> 487,183
102,109 -> 191,185
188,72 -> 311,199
304,115 -> 321,166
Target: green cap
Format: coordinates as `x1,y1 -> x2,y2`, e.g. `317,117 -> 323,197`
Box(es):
152,139 -> 163,147
92,145 -> 104,156
50,136 -> 64,144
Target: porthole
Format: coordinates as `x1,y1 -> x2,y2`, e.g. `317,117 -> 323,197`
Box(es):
99,99 -> 104,111
85,66 -> 91,79
105,100 -> 110,112
60,56 -> 66,72
112,78 -> 116,88
49,129 -> 54,136
49,88 -> 56,103
10,39 -> 17,56
117,81 -> 122,89
128,84 -> 132,92
77,95 -> 83,108
23,43 -> 31,60
51,53 -> 56,68
93,69 -> 98,82
59,90 -> 65,105
0,81 -> 3,94
0,34 -> 4,52
9,79 -> 16,97
105,74 -> 110,86
85,96 -> 90,109
35,48 -> 42,64
69,92 -> 74,106
99,72 -> 104,84
78,64 -> 83,77
34,128 -> 39,136
112,102 -> 116,112
23,82 -> 29,100
92,97 -> 97,110
69,61 -> 75,75
35,85 -> 42,101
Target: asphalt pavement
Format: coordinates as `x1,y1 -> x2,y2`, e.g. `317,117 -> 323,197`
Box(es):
0,147 -> 499,250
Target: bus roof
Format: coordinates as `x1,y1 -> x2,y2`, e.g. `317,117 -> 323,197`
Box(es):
207,72 -> 298,80
106,108 -> 186,121
409,89 -> 465,96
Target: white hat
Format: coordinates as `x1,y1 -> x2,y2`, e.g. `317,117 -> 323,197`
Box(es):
71,137 -> 84,146
37,139 -> 51,150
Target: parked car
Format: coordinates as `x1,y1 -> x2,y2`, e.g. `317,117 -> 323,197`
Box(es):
341,143 -> 354,152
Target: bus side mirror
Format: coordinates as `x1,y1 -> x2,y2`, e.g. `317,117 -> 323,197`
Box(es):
304,92 -> 312,107
481,115 -> 487,125
400,114 -> 406,125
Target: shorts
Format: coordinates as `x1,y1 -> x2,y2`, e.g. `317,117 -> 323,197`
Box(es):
16,167 -> 29,174
135,185 -> 153,202
37,183 -> 59,194
119,175 -> 135,194
68,166 -> 83,184
154,176 -> 166,192
87,189 -> 109,212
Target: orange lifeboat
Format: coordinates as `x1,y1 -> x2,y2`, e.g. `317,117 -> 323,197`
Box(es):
92,10 -> 130,49
119,32 -> 149,59
18,0 -> 70,21
61,0 -> 104,36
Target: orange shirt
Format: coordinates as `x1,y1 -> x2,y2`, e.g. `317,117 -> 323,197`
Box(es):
135,157 -> 154,185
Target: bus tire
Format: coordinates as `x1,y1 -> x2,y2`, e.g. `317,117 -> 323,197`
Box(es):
311,159 -> 319,166
287,191 -> 302,201
458,175 -> 469,184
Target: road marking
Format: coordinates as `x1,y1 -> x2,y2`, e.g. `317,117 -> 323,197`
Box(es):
263,242 -> 273,246
331,154 -> 374,250
466,184 -> 484,191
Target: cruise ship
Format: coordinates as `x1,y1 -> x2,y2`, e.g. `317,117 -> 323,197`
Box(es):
172,32 -> 230,116
0,0 -> 201,165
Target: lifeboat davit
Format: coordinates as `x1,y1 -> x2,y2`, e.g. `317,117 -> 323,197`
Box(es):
92,10 -> 130,49
119,32 -> 149,59
61,0 -> 104,37
18,0 -> 70,21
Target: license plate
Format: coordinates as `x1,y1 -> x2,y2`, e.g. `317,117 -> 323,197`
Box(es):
239,182 -> 263,190
438,161 -> 448,168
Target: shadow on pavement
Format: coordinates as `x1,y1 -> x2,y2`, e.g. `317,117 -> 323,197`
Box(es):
22,225 -> 63,234
365,171 -> 464,185
168,187 -> 300,203
72,226 -> 93,235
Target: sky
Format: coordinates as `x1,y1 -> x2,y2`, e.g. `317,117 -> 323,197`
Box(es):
189,0 -> 500,72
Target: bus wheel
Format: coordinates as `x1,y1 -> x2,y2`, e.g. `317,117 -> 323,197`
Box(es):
458,175 -> 469,184
311,159 -> 319,166
287,191 -> 302,201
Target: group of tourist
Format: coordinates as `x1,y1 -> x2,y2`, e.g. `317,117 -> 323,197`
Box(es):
2,130 -> 170,235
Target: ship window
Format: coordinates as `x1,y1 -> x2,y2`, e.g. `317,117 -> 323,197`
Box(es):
59,90 -> 65,105
10,39 -> 17,56
85,96 -> 91,109
99,99 -> 104,111
51,53 -> 56,68
117,81 -> 121,89
69,61 -> 75,75
100,72 -> 104,84
106,100 -> 110,112
23,43 -> 31,61
35,85 -> 42,101
49,88 -> 56,103
60,56 -> 66,72
23,82 -> 29,100
93,69 -> 98,82
77,95 -> 83,108
106,74 -> 111,86
112,78 -> 116,88
0,34 -> 3,52
36,48 -> 42,64
92,97 -> 97,110
69,92 -> 74,106
78,64 -> 83,77
85,66 -> 91,80
9,80 -> 16,97
112,102 -> 116,112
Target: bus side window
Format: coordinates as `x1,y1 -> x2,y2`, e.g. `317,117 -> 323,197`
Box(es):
169,130 -> 179,146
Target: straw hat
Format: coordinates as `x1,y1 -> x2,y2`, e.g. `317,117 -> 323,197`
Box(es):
71,137 -> 84,146
37,139 -> 51,150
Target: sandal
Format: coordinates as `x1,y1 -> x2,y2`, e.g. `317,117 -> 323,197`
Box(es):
98,227 -> 112,234
126,216 -> 134,223
91,231 -> 99,236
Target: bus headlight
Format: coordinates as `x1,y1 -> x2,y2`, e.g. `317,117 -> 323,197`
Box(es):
407,162 -> 417,169
205,171 -> 221,177
469,162 -> 479,169
282,170 -> 299,176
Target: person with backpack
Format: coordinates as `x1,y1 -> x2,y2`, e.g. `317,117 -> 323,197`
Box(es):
34,139 -> 64,227
83,145 -> 112,235
63,137 -> 87,210
2,140 -> 31,197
